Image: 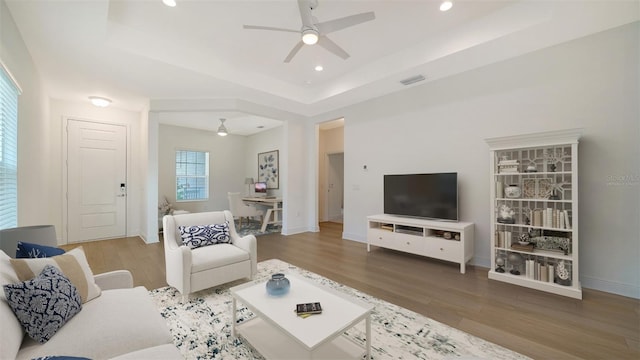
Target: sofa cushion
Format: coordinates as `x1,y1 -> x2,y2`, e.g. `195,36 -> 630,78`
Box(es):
0,250 -> 23,360
10,247 -> 101,303
15,286 -> 174,360
179,222 -> 230,249
191,243 -> 250,273
4,265 -> 82,343
16,241 -> 65,258
109,344 -> 182,359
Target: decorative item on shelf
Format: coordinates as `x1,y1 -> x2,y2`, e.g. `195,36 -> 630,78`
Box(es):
544,148 -> 569,172
548,189 -> 560,200
525,164 -> 537,173
530,236 -> 571,255
443,232 -> 452,239
555,260 -> 571,286
507,253 -> 523,275
518,232 -> 530,245
266,273 -> 290,296
511,242 -> 534,252
495,257 -> 506,273
504,185 -> 521,198
454,233 -> 460,240
497,204 -> 516,224
522,178 -> 553,199
158,196 -> 174,215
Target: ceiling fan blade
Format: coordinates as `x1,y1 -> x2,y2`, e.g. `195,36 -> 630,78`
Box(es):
316,12 -> 375,34
284,41 -> 305,63
297,0 -> 315,29
243,25 -> 299,33
317,36 -> 349,60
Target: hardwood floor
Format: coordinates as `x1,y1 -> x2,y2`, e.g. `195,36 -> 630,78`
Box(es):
63,222 -> 639,359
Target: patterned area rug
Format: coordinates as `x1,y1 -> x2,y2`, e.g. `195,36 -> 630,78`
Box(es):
150,259 -> 530,359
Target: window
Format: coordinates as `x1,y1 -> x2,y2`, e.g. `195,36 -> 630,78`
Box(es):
0,63 -> 19,229
175,150 -> 209,201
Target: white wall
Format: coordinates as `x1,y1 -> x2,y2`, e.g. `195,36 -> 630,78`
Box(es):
0,0 -> 50,229
311,23 -> 639,298
158,124 -> 247,213
49,100 -> 144,242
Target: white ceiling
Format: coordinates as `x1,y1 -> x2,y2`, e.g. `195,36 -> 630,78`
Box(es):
5,0 -> 638,135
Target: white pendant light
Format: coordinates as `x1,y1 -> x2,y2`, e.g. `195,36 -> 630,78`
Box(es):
217,118 -> 228,136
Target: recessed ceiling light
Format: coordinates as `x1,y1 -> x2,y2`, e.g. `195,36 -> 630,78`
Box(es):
163,0 -> 176,7
89,96 -> 111,107
440,1 -> 453,12
315,65 -> 323,72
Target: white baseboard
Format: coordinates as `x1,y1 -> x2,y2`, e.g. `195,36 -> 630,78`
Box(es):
581,275 -> 639,299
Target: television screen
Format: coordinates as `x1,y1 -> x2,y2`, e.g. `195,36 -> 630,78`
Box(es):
254,182 -> 267,193
384,173 -> 458,221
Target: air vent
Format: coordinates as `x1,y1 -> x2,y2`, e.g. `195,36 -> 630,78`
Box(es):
400,75 -> 426,86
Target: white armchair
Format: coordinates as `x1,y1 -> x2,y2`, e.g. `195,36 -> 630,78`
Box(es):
228,192 -> 264,228
162,210 -> 257,301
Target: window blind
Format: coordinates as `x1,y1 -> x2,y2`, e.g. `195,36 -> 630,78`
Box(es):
0,65 -> 19,230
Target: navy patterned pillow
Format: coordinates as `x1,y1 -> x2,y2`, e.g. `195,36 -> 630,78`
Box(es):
3,265 -> 82,343
179,222 -> 231,249
16,241 -> 66,258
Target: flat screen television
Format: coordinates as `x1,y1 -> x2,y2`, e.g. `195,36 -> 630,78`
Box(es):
384,173 -> 458,221
254,182 -> 267,194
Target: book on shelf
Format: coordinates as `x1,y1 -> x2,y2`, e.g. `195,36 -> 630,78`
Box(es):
511,243 -> 534,252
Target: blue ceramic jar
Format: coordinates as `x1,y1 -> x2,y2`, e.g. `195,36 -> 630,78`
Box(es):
266,273 -> 290,296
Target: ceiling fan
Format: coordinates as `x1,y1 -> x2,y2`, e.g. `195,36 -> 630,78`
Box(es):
243,0 -> 375,63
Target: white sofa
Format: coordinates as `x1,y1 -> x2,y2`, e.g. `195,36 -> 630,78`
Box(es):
163,210 -> 257,300
0,250 -> 181,360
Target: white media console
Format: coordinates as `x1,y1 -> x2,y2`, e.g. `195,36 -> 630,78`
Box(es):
367,214 -> 474,274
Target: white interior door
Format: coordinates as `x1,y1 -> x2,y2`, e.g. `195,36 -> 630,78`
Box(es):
327,153 -> 344,222
67,120 -> 127,242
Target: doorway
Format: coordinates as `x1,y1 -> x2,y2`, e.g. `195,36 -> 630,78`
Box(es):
317,118 -> 344,228
65,119 -> 127,243
326,153 -> 344,223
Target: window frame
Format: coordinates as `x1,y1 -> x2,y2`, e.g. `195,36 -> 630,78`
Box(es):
175,149 -> 210,202
0,61 -> 20,230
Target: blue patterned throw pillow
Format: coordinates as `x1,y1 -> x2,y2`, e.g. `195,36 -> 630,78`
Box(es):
179,222 -> 231,249
3,265 -> 82,343
16,241 -> 66,258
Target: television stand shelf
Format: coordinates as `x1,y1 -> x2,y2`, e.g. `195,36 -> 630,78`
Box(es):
367,214 -> 474,274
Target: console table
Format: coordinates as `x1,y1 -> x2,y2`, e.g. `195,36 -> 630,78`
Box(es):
367,214 -> 474,273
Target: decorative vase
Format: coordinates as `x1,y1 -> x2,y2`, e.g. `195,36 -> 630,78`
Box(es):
266,273 -> 290,296
504,185 -> 521,198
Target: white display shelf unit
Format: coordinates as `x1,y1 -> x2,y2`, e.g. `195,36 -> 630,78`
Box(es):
367,214 -> 474,274
486,129 -> 582,299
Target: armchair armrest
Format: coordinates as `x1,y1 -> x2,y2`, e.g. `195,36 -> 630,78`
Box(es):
94,270 -> 134,290
233,234 -> 257,278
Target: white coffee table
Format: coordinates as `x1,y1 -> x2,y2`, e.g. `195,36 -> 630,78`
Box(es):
230,272 -> 373,359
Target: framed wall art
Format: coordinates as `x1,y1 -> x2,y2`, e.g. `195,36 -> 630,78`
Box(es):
258,150 -> 279,189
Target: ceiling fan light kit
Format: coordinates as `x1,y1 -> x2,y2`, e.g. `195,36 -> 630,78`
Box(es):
302,28 -> 319,45
217,118 -> 228,136
243,0 -> 375,63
